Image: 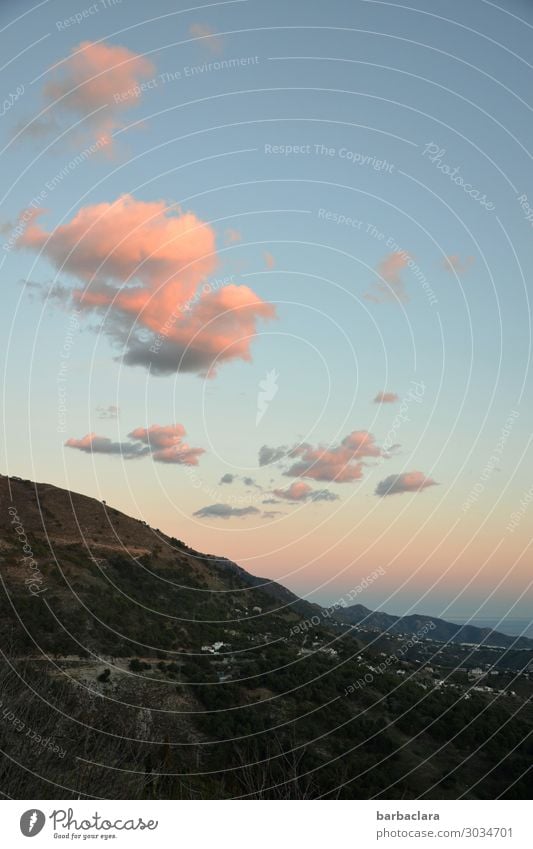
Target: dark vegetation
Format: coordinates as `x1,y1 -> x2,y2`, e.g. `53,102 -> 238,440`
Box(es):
0,475 -> 531,799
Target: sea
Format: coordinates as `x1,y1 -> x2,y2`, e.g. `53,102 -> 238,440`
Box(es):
450,617 -> 533,639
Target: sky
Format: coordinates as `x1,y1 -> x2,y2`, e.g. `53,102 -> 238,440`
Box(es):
1,0 -> 532,623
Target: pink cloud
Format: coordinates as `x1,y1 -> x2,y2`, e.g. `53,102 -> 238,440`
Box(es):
224,228 -> 242,243
365,251 -> 410,303
17,194 -> 275,375
19,194 -> 215,294
189,23 -> 224,55
374,391 -> 399,404
66,423 -> 204,465
273,481 -> 313,501
375,471 -> 438,496
273,481 -> 339,502
24,41 -> 156,152
128,424 -> 204,464
285,430 -> 383,483
442,255 -> 474,274
264,251 -> 276,269
65,433 -> 148,459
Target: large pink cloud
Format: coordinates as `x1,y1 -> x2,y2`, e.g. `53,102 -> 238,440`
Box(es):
66,423 -> 204,465
23,41 -> 156,151
375,471 -> 438,496
19,195 -> 215,295
285,430 -> 383,483
17,194 -> 275,375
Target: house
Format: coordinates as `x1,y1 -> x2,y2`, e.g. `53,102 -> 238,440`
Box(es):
469,667 -> 484,677
201,641 -> 225,654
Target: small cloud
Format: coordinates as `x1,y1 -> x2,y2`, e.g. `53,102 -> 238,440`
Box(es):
285,430 -> 384,483
365,251 -> 410,304
273,481 -> 312,501
385,443 -> 402,456
219,473 -> 235,484
310,489 -> 340,502
264,251 -> 276,269
273,481 -> 340,502
193,503 -> 260,520
96,405 -> 119,419
65,433 -> 148,459
224,228 -> 242,244
258,444 -> 287,466
373,391 -> 399,404
262,498 -> 281,504
189,23 -> 223,55
19,278 -> 71,304
128,424 -> 204,465
219,473 -> 261,489
442,255 -> 474,274
262,510 -> 284,519
375,471 -> 438,497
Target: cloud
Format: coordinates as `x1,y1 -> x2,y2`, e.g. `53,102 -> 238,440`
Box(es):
66,423 -> 204,465
65,433 -> 148,459
258,444 -> 287,466
224,228 -> 242,244
19,41 -> 156,152
19,278 -> 71,304
96,404 -> 119,419
375,471 -> 438,497
311,489 -> 341,502
219,473 -> 235,484
365,252 -> 410,304
262,498 -> 281,504
264,251 -> 276,269
17,195 -> 275,376
273,481 -> 313,501
373,391 -> 399,404
285,431 -> 383,483
193,503 -> 260,520
273,481 -> 340,502
262,510 -> 284,519
128,424 -> 205,464
218,473 -> 260,490
442,255 -> 474,274
189,23 -> 224,55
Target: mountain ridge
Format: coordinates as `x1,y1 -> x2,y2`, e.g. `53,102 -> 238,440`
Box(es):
1,473 -> 530,651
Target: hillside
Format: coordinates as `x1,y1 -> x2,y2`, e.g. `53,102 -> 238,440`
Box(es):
0,474 -> 531,800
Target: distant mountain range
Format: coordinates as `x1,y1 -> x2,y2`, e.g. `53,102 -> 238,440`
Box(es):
331,604 -> 533,650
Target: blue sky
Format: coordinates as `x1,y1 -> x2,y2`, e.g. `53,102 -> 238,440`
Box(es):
1,0 -> 532,621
